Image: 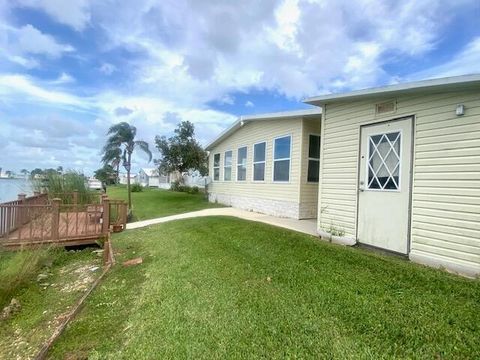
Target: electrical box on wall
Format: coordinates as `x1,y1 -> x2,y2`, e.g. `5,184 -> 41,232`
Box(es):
456,104 -> 465,116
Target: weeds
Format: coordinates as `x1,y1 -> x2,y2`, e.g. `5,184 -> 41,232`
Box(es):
0,247 -> 57,309
33,171 -> 97,204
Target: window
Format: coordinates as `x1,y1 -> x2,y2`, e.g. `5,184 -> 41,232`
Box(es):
307,135 -> 320,182
237,146 -> 247,181
273,136 -> 291,182
213,153 -> 220,181
224,150 -> 232,181
253,142 -> 266,181
367,131 -> 401,190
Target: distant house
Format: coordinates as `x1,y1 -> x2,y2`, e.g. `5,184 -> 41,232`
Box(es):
183,170 -> 208,188
206,74 -> 480,277
138,168 -> 160,187
119,173 -> 138,185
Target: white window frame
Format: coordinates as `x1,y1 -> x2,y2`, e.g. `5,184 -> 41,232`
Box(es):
365,129 -> 403,192
307,133 -> 321,184
213,153 -> 221,182
223,150 -> 233,181
272,135 -> 292,183
252,141 -> 267,182
236,146 -> 248,182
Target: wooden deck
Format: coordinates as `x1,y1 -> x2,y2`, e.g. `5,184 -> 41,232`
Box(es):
0,193 -> 127,249
3,210 -> 105,248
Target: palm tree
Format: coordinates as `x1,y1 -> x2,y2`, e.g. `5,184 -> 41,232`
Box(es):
102,122 -> 152,211
101,145 -> 122,184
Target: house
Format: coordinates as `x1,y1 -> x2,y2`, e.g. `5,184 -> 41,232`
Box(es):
206,74 -> 480,277
138,168 -> 160,187
183,170 -> 208,188
206,108 -> 322,219
119,173 -> 138,185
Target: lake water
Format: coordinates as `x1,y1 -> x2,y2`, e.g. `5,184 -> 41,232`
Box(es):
0,179 -> 33,203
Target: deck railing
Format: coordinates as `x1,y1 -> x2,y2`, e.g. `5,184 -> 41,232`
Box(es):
0,192 -> 49,237
0,192 -> 127,247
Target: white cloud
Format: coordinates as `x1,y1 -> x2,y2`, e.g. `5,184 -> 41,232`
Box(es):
6,55 -> 39,69
50,72 -> 75,85
16,24 -> 74,57
409,37 -> 480,80
83,0 -> 477,103
218,94 -> 235,105
0,23 -> 74,66
0,73 -> 236,173
245,101 -> 254,107
15,0 -> 91,31
99,63 -> 117,75
0,74 -> 89,109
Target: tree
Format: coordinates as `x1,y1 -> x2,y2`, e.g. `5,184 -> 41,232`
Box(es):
56,166 -> 63,174
94,165 -> 117,185
154,121 -> 208,180
20,169 -> 29,178
101,145 -> 122,184
102,122 -> 152,211
30,168 -> 43,178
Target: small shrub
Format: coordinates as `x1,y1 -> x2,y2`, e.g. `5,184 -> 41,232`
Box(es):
178,185 -> 189,192
189,186 -> 199,194
170,180 -> 181,192
170,181 -> 198,194
131,183 -> 143,192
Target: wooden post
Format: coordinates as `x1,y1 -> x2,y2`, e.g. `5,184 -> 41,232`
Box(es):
102,196 -> 110,234
122,203 -> 127,229
73,190 -> 78,206
17,193 -> 26,226
103,232 -> 111,265
51,198 -> 61,240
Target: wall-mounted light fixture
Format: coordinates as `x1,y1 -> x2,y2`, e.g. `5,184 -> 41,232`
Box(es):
456,104 -> 465,116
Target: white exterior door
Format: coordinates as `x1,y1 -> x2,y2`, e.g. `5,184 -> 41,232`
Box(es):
357,117 -> 413,254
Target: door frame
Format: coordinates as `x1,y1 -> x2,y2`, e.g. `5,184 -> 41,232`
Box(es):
355,115 -> 416,255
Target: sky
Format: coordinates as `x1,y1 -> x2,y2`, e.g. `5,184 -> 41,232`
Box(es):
0,0 -> 479,175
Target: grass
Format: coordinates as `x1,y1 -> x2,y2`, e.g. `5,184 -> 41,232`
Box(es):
33,170 -> 97,204
49,217 -> 480,359
0,247 -> 102,359
0,247 -> 55,309
107,185 -> 222,221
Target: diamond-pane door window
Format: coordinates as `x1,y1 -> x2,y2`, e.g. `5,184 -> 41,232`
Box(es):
367,131 -> 401,190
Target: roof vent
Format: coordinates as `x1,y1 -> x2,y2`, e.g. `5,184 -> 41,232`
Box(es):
375,100 -> 396,115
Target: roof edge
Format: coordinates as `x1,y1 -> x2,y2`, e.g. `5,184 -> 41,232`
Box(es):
304,74 -> 480,105
205,108 -> 321,151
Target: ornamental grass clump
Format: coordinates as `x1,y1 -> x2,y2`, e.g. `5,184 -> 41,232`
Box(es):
33,171 -> 96,204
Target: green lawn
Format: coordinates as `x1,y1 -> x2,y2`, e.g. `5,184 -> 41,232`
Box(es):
49,217 -> 480,359
107,185 -> 222,221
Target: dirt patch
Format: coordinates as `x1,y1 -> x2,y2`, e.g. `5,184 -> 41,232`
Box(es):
0,255 -> 102,360
59,265 -> 100,293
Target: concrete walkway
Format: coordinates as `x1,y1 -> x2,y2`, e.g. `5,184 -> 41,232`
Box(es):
126,208 -> 319,237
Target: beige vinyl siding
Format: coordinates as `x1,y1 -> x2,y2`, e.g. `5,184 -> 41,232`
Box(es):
299,118 -> 321,218
319,90 -> 480,271
208,117 -> 303,204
